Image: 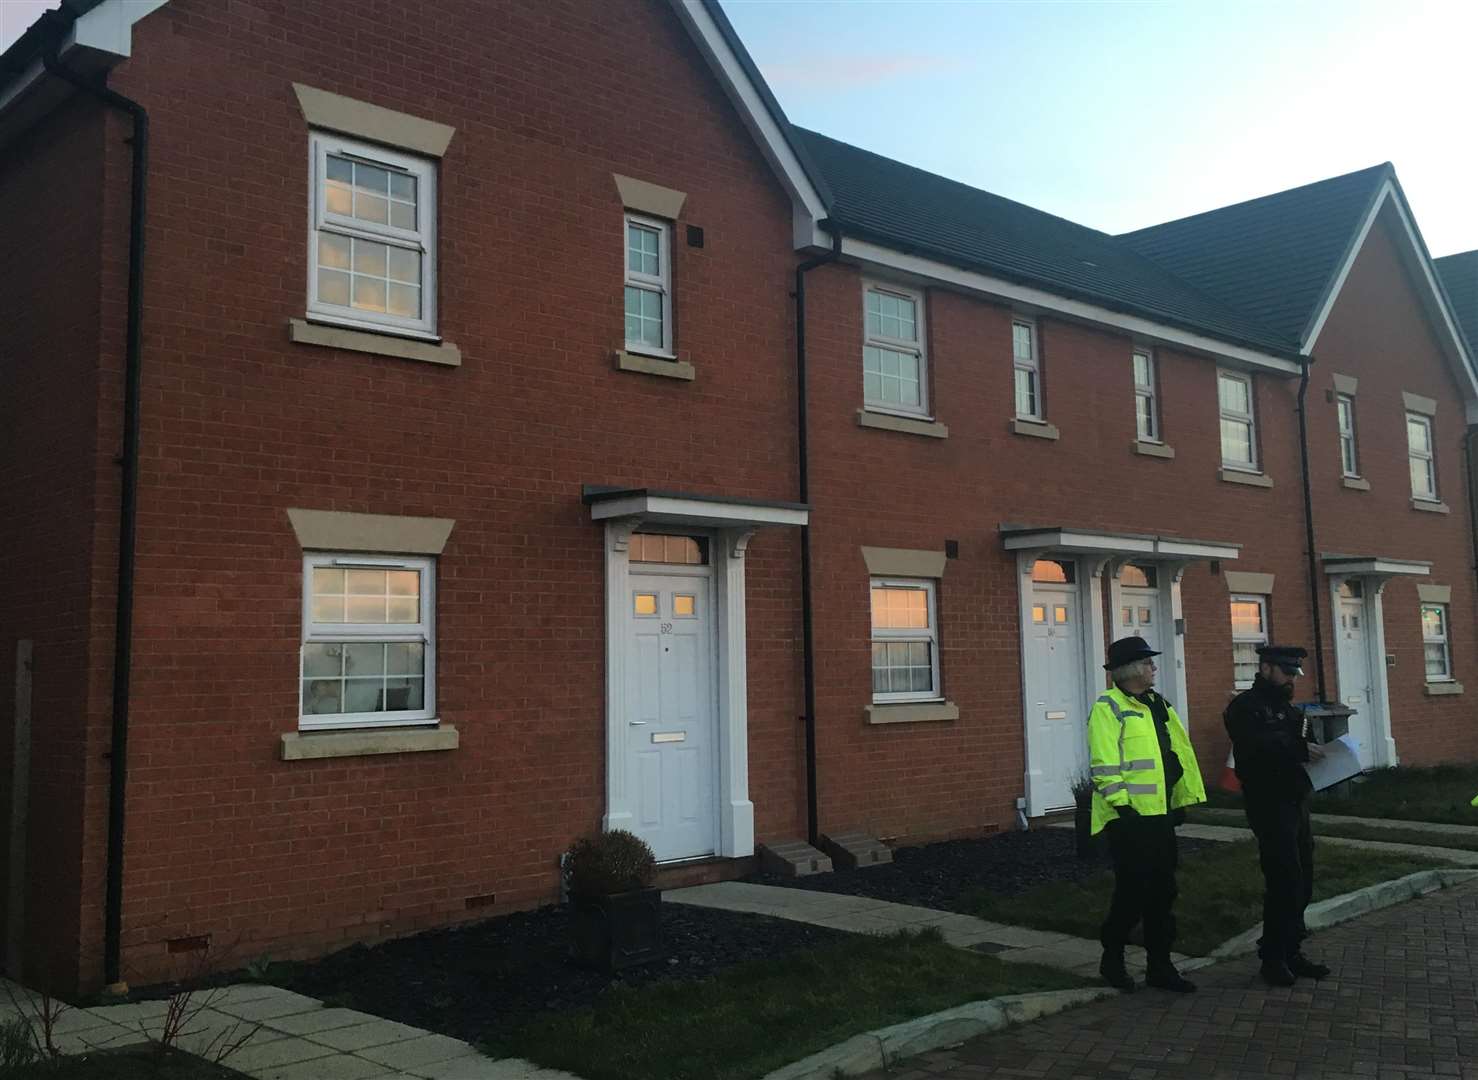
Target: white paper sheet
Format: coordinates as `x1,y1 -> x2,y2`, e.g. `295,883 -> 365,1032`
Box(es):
1303,733 -> 1363,792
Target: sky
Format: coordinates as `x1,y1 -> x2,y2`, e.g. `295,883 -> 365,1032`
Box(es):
3,0 -> 1473,255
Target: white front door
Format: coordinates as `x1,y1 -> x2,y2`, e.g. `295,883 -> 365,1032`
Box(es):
625,574 -> 717,861
1115,564 -> 1161,654
1336,588 -> 1378,769
1025,582 -> 1087,812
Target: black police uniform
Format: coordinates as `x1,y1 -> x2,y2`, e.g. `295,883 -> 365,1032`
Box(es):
1223,648 -> 1316,974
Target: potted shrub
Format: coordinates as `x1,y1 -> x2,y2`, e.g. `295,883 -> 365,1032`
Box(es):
1071,773 -> 1098,859
566,829 -> 661,972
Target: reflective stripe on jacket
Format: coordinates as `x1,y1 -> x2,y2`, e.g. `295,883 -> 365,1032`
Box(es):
1088,684 -> 1206,835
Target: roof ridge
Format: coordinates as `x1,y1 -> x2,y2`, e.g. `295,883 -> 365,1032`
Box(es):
1118,163 -> 1392,239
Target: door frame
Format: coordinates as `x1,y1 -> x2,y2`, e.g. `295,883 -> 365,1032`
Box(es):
1015,551 -> 1105,817
604,521 -> 756,859
1327,573 -> 1398,768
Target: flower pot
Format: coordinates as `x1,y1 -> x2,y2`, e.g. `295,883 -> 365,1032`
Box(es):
570,886 -> 662,972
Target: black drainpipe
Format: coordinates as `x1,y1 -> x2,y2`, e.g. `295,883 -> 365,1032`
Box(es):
1463,426 -> 1478,595
1295,357 -> 1329,702
794,224 -> 842,847
42,42 -> 148,989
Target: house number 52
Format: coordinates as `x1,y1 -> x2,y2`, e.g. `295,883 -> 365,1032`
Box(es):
660,622 -> 673,634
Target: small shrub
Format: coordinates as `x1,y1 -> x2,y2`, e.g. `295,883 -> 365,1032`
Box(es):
1070,772 -> 1096,805
565,830 -> 657,897
0,1016 -> 39,1070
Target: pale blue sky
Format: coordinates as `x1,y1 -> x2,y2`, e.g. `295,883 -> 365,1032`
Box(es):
4,0 -> 1473,254
720,0 -> 1476,255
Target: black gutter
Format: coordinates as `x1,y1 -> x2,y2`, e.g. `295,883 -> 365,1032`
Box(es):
1464,426 -> 1478,596
42,40 -> 148,989
794,225 -> 842,847
1295,357 -> 1329,702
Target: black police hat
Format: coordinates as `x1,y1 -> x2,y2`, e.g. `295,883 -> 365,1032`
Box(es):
1257,644 -> 1308,675
1104,635 -> 1161,670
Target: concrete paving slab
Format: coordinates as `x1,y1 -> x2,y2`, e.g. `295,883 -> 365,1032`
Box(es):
264,1006 -> 383,1037
308,1018 -> 431,1052
227,1033 -> 340,1073
53,1022 -> 141,1055
356,1032 -> 479,1070
214,989 -> 326,1023
254,1051 -> 392,1080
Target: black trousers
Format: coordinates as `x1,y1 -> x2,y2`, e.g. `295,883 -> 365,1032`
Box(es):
1244,790 -> 1314,962
1100,814 -> 1179,963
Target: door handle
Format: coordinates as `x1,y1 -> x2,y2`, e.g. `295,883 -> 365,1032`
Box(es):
629,720 -> 649,726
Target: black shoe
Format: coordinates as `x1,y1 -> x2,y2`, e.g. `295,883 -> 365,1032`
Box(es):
1260,959 -> 1296,987
1288,953 -> 1330,979
1145,964 -> 1197,993
1099,954 -> 1137,993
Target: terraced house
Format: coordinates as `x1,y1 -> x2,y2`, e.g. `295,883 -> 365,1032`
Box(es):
2,0 -> 1475,994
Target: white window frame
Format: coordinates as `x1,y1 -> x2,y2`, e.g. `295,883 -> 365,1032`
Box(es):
624,213 -> 673,358
307,132 -> 438,339
862,282 -> 929,417
1422,602 -> 1452,682
1337,393 -> 1360,478
1013,318 -> 1042,421
300,553 -> 436,731
1230,593 -> 1270,690
1132,347 -> 1158,442
1407,412 -> 1438,501
870,577 -> 941,704
1218,369 -> 1258,471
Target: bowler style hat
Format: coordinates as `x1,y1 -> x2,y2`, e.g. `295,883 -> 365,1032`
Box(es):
1257,644 -> 1307,675
1104,635 -> 1160,670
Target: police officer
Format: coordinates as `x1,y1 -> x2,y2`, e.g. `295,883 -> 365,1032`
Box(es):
1224,644 -> 1332,987
1088,636 -> 1206,994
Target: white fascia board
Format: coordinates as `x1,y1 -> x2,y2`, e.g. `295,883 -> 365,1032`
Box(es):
668,0 -> 827,226
1155,538 -> 1240,560
589,495 -> 808,529
0,0 -> 169,114
1304,182 -> 1478,405
1323,556 -> 1432,577
1001,529 -> 1157,555
830,232 -> 1302,376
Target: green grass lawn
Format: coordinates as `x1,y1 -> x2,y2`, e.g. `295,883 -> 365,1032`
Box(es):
1207,763 -> 1478,824
486,927 -> 1087,1080
968,839 -> 1452,957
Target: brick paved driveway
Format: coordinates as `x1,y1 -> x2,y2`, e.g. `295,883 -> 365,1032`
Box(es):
862,881 -> 1478,1080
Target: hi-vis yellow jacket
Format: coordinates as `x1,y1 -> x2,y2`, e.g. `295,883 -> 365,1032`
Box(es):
1088,685 -> 1206,835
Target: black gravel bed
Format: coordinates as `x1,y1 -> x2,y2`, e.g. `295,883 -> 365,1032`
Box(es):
140,903 -> 852,1049
750,827 -> 1223,913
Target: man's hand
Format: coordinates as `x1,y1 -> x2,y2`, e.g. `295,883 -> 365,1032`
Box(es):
1116,805 -> 1140,819
1307,742 -> 1326,761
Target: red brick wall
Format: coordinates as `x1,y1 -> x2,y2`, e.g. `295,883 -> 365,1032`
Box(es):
74,0 -> 805,987
0,96 -> 109,991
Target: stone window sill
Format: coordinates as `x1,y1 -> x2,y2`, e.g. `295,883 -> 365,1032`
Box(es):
1342,476 -> 1371,491
290,319 -> 461,367
864,700 -> 959,725
1412,498 -> 1450,514
280,724 -> 459,761
614,349 -> 695,381
1424,681 -> 1464,696
1133,440 -> 1175,459
1219,468 -> 1273,489
1011,417 -> 1060,440
856,409 -> 949,439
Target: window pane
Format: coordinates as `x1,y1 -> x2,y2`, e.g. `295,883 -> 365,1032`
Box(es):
390,172 -> 416,202
343,679 -> 383,713
387,597 -> 418,622
634,593 -> 657,616
386,643 -> 425,675
1015,367 -> 1036,417
387,284 -> 421,318
1054,605 -> 1069,624
1031,560 -> 1074,584
1032,605 -> 1047,624
311,595 -> 345,622
318,269 -> 350,307
1118,564 -> 1156,589
302,643 -> 343,678
1136,394 -> 1155,440
872,586 -> 930,630
384,677 -> 424,710
353,162 -> 389,195
346,595 -> 387,622
863,346 -> 921,408
1120,606 -> 1133,625
303,679 -> 343,715
390,200 -> 416,230
674,595 -> 695,617
352,239 -> 388,277
1407,418 -> 1431,454
1422,606 -> 1445,638
1133,353 -> 1150,387
388,247 -> 421,284
1230,600 -> 1264,636
355,194 -> 389,226
1425,644 -> 1448,677
319,232 -> 351,270
1012,323 -> 1032,362
1233,642 -> 1260,686
1221,418 -> 1253,465
352,275 -> 387,312
1218,373 -> 1249,414
324,180 -> 352,216
1411,458 -> 1435,498
326,156 -> 353,184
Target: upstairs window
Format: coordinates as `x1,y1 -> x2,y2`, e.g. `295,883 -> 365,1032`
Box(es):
1133,349 -> 1158,442
309,133 -> 436,337
301,554 -> 435,730
624,214 -> 672,355
1407,413 -> 1437,500
863,284 -> 928,415
1422,603 -> 1452,681
1218,370 -> 1257,470
1013,320 -> 1041,420
1336,394 -> 1359,477
870,578 -> 940,702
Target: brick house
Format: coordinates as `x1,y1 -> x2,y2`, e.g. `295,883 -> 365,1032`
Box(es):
2,0 -> 1475,994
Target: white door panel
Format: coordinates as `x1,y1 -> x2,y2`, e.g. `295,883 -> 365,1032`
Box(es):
1336,595 -> 1376,769
1025,586 -> 1086,812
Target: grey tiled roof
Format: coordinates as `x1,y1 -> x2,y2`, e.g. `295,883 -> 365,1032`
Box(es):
1436,250 -> 1478,357
1119,165 -> 1391,347
793,128 -> 1299,357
